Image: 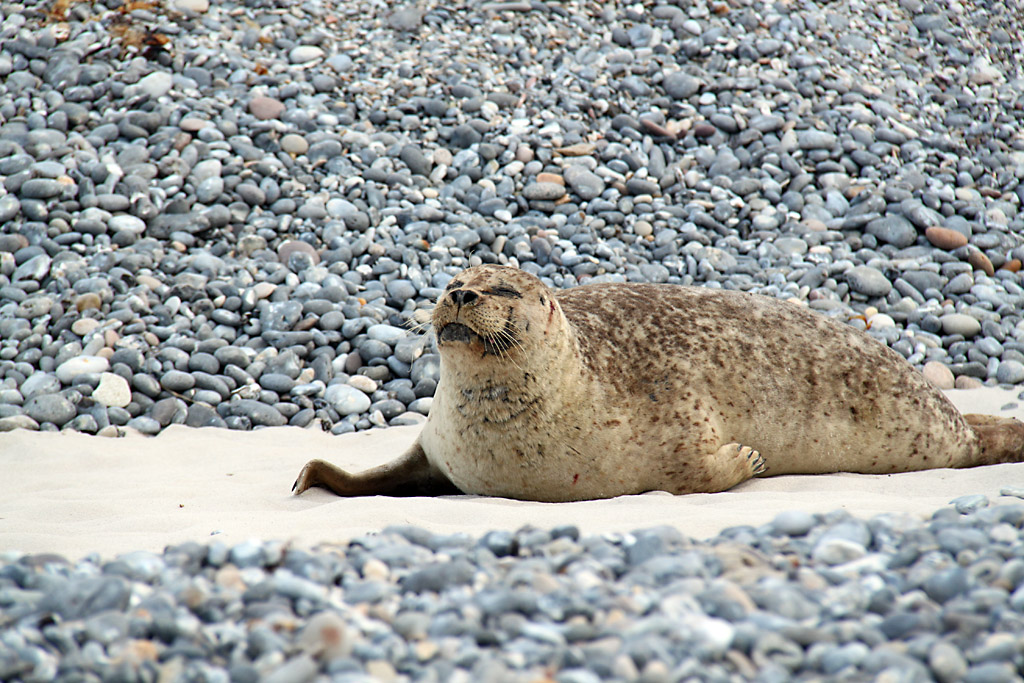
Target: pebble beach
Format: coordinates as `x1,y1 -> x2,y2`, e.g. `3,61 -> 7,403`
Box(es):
2,0 -> 1024,679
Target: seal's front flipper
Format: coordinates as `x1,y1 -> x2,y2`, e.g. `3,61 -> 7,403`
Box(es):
292,441 -> 461,497
691,443 -> 768,493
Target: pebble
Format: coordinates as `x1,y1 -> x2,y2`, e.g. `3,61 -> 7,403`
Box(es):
92,373 -> 131,408
941,314 -> 982,338
1,508 -> 1022,680
55,357 -> 109,384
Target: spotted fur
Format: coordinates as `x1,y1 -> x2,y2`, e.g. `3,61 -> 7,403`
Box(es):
294,265 -> 1024,502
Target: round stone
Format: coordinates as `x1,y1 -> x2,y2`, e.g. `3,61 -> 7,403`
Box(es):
940,314 -> 981,337
922,362 -> 955,390
281,134 -> 309,155
249,96 -> 285,120
996,360 -> 1024,385
25,393 -> 77,427
93,372 -> 132,408
325,384 -> 371,416
161,370 -> 196,392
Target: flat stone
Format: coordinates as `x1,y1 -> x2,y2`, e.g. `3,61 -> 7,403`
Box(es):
845,266 -> 892,297
523,182 -> 566,201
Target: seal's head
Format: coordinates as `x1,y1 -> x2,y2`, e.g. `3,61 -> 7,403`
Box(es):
432,265 -> 568,372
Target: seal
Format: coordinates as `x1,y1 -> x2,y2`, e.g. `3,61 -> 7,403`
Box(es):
293,265 -> 1024,502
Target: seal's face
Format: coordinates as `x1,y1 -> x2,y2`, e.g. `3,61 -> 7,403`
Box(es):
432,265 -> 558,362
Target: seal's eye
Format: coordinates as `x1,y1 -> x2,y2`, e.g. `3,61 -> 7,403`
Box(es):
486,285 -> 522,299
445,280 -> 463,291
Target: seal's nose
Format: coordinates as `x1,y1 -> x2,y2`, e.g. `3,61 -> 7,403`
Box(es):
450,289 -> 479,306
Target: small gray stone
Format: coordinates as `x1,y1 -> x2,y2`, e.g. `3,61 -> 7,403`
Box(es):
845,266 -> 892,297
523,182 -> 566,201
866,215 -> 917,247
24,394 -> 77,427
995,361 -> 1024,384
325,384 -> 371,416
662,71 -> 700,99
797,129 -> 838,150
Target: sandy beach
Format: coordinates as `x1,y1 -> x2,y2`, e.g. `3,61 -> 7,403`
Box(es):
2,387 -> 1023,561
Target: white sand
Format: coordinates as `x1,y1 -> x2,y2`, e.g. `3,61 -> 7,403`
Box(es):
2,387 -> 1024,561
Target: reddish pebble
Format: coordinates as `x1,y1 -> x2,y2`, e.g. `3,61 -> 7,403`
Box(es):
967,250 -> 995,276
693,122 -> 717,138
1001,259 -> 1022,273
536,172 -> 564,185
924,226 -> 967,250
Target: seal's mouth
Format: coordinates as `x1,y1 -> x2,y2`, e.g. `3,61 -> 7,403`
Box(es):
439,322 -> 476,344
437,322 -> 515,357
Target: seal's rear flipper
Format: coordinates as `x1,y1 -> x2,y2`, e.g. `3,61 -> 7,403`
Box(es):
292,441 -> 462,497
963,414 -> 1024,466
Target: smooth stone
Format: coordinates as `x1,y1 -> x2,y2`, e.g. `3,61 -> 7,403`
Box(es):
995,360 -> 1024,384
289,45 -> 324,63
56,356 -> 110,384
21,373 -> 61,399
93,372 -> 131,408
925,226 -> 968,250
922,361 -> 955,390
132,71 -> 173,99
845,266 -> 892,297
940,314 -> 981,337
0,415 -> 40,431
25,393 -> 77,427
367,324 -> 407,346
280,134 -> 309,155
325,384 -> 371,416
662,71 -> 700,99
950,494 -> 988,514
770,510 -> 815,536
797,129 -> 838,150
161,370 -> 196,392
108,214 -> 146,235
866,215 -> 917,248
523,182 -> 566,201
249,96 -> 285,120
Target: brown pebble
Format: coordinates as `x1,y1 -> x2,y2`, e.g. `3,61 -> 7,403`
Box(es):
924,226 -> 968,250
967,250 -> 995,276
640,118 -> 676,140
536,172 -> 564,185
954,375 -> 983,390
693,122 -> 717,138
75,293 -> 102,312
1001,259 -> 1022,273
249,96 -> 285,120
554,142 -> 597,156
278,239 -> 320,266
